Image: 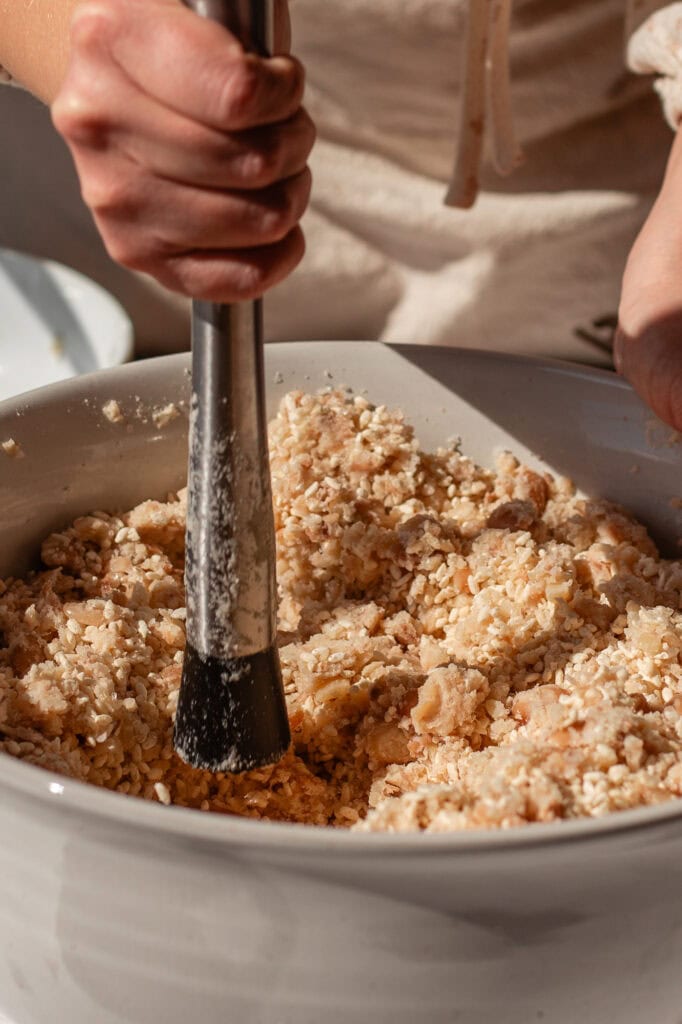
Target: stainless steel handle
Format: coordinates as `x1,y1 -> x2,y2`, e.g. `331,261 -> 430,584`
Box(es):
185,0 -> 274,53
183,0 -> 277,662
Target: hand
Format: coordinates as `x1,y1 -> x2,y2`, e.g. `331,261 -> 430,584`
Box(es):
51,0 -> 314,302
616,128 -> 682,429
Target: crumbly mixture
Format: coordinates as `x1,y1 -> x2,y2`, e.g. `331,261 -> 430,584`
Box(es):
151,403 -> 181,429
3,390 -> 682,833
102,400 -> 125,424
2,438 -> 25,459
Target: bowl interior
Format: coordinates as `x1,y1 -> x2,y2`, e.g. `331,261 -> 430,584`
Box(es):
1,341 -> 681,579
1,341 -> 682,850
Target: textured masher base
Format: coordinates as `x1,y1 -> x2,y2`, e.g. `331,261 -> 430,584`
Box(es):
174,644 -> 291,773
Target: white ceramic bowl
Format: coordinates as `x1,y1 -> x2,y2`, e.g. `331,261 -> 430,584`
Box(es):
1,343 -> 682,1024
0,248 -> 133,400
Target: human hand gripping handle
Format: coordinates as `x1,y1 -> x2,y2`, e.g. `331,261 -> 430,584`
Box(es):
172,0 -> 291,773
52,0 -> 311,772
51,0 -> 313,301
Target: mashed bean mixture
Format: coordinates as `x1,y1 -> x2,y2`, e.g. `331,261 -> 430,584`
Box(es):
2,390 -> 682,832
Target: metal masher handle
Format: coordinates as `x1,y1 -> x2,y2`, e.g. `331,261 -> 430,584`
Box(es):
185,0 -> 274,53
183,0 -> 277,663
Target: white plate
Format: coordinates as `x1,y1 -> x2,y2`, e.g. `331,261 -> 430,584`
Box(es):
0,248 -> 133,400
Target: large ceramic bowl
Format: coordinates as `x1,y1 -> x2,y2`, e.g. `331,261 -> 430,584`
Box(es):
2,343 -> 682,1024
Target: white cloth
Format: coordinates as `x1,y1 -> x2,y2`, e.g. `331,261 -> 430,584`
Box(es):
628,2 -> 682,126
265,0 -> 673,362
0,1 -> 677,361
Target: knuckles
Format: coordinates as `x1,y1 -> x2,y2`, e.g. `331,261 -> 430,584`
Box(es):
159,256 -> 270,303
69,0 -> 122,53
255,169 -> 312,244
161,227 -> 305,303
101,234 -> 148,271
80,172 -> 137,218
51,89 -> 111,148
257,191 -> 297,245
237,146 -> 281,190
100,226 -> 170,274
223,260 -> 273,301
52,1 -> 134,150
236,110 -> 316,188
215,53 -> 305,129
217,56 -> 262,127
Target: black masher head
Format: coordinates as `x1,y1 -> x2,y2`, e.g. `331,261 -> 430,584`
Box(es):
174,0 -> 290,772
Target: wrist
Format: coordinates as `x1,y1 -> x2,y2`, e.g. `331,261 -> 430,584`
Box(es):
0,0 -> 84,104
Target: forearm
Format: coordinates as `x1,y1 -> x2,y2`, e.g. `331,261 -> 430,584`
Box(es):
0,0 -> 84,103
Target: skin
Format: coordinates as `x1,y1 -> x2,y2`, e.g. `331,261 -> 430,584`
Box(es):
616,127 -> 682,430
1,0 -> 681,419
0,0 -> 79,103
0,0 -> 314,302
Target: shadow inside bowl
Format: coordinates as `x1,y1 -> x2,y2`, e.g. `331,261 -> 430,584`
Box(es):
388,344 -> 682,556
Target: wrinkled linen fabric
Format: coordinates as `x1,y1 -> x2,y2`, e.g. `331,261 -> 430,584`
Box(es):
629,2 -> 682,126
0,0 -> 677,360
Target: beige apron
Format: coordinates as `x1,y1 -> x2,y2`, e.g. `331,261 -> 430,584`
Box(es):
0,1 -> 676,361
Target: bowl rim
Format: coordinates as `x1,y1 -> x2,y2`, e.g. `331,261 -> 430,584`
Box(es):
2,341 -> 682,855
3,748 -> 682,854
0,340 -> 628,418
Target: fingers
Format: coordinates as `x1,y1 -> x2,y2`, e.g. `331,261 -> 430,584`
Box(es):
155,227 -> 306,303
84,164 -> 312,255
614,321 -> 682,431
125,108 -> 315,190
52,0 -> 311,303
68,0 -> 304,129
53,13 -> 315,190
54,62 -> 315,191
82,87 -> 315,191
616,174 -> 682,433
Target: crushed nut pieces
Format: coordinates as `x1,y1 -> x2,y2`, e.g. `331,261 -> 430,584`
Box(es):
2,390 -> 682,833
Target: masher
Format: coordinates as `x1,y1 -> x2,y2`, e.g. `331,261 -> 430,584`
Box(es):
174,0 -> 290,772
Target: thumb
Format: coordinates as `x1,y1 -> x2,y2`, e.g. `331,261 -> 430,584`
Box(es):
614,317 -> 682,431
